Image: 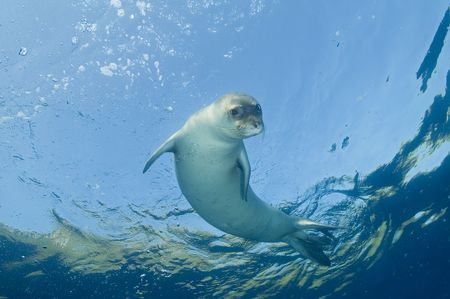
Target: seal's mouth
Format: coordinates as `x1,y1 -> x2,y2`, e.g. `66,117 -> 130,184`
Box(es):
237,119 -> 264,138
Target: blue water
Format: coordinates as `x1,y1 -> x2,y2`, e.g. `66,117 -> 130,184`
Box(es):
1,1 -> 449,298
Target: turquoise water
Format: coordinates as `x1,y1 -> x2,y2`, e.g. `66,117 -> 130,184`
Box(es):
1,1 -> 449,298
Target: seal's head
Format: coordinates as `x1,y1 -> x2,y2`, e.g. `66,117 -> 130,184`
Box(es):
212,93 -> 264,139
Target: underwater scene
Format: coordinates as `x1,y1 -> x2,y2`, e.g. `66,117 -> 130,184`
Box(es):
1,1 -> 450,298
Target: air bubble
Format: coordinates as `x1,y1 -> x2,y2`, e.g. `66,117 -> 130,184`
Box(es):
19,47 -> 28,56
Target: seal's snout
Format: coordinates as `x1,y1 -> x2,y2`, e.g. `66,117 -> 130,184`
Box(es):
247,118 -> 264,137
253,120 -> 263,129
243,107 -> 264,136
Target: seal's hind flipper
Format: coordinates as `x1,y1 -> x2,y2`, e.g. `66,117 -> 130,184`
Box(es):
295,218 -> 343,239
142,133 -> 178,174
283,218 -> 343,266
236,147 -> 250,201
285,235 -> 331,266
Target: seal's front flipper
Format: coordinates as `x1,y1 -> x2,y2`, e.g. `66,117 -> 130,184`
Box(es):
142,133 -> 178,174
236,147 -> 250,201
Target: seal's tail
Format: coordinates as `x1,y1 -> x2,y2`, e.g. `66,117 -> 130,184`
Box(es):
283,218 -> 341,266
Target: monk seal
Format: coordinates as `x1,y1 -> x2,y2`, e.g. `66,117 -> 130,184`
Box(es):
143,93 -> 339,266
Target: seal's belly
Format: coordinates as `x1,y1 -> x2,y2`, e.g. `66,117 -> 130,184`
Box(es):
174,154 -> 293,241
175,157 -> 244,217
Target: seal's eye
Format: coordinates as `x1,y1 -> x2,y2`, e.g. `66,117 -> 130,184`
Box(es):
230,107 -> 243,117
255,104 -> 261,112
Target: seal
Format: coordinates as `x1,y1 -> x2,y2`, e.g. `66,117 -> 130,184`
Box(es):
143,93 -> 339,266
